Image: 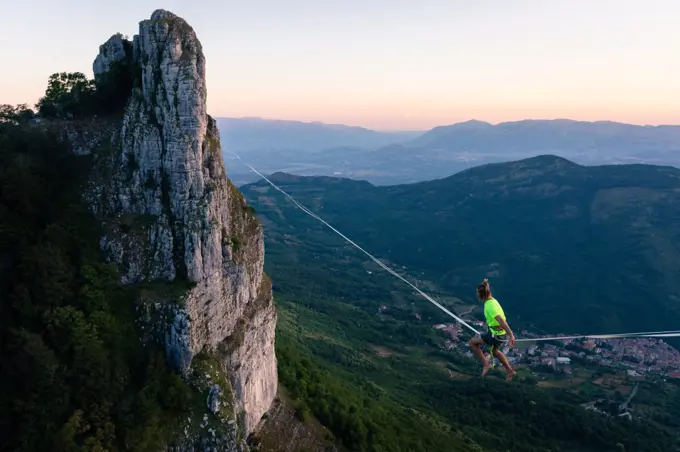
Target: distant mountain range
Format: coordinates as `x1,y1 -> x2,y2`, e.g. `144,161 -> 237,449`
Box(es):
412,119 -> 680,156
218,117 -> 680,186
241,155 -> 680,338
215,117 -> 422,152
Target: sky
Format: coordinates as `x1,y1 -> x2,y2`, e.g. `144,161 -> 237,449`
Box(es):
1,0 -> 679,130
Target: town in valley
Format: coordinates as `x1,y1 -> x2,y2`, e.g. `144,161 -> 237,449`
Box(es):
431,320 -> 680,380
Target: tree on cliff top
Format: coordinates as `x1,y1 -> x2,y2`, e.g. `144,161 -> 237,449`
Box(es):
36,72 -> 96,118
36,61 -> 139,120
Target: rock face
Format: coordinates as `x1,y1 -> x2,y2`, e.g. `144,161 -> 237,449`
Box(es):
82,9 -> 277,442
93,33 -> 131,79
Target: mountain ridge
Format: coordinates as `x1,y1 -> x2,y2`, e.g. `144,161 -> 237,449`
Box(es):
216,117 -> 422,153
240,153 -> 680,451
257,153 -> 680,190
408,118 -> 680,152
223,119 -> 680,187
242,154 -> 680,338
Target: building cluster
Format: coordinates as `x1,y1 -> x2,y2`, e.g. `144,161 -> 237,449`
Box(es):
433,322 -> 680,379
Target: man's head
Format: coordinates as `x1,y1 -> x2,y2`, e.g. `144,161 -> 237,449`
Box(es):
477,278 -> 491,301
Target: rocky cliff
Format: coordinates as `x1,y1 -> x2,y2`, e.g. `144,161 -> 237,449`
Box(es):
65,9 -> 277,448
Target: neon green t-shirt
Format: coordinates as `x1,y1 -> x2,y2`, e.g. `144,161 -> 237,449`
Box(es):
484,297 -> 506,335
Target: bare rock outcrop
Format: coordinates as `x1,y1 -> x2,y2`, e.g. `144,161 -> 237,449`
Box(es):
73,9 -> 277,447
93,33 -> 131,78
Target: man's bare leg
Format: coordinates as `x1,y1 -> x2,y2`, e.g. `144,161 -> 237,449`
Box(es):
469,337 -> 491,376
493,349 -> 517,381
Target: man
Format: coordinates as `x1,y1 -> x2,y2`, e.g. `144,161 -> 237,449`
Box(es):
468,279 -> 517,381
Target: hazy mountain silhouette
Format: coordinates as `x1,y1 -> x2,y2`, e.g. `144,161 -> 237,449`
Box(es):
216,117 -> 422,152
411,119 -> 680,155
223,118 -> 680,187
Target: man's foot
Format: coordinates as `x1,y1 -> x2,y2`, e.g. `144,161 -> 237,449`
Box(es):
481,365 -> 491,377
505,369 -> 517,381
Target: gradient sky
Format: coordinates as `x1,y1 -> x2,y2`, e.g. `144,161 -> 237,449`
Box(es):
2,0 -> 679,130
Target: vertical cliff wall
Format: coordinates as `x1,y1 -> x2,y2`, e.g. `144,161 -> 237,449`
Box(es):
77,9 -> 277,442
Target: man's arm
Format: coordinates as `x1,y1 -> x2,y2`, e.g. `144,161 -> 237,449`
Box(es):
495,315 -> 515,346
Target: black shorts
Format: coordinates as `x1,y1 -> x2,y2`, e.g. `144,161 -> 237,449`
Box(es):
481,331 -> 507,349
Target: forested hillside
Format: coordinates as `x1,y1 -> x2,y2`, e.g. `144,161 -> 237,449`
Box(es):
243,155 -> 680,337
0,112 -> 194,451
241,156 -> 680,452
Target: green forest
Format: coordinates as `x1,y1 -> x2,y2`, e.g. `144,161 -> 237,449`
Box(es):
242,162 -> 680,340
270,251 -> 680,452
0,101 -> 197,449
242,173 -> 680,452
